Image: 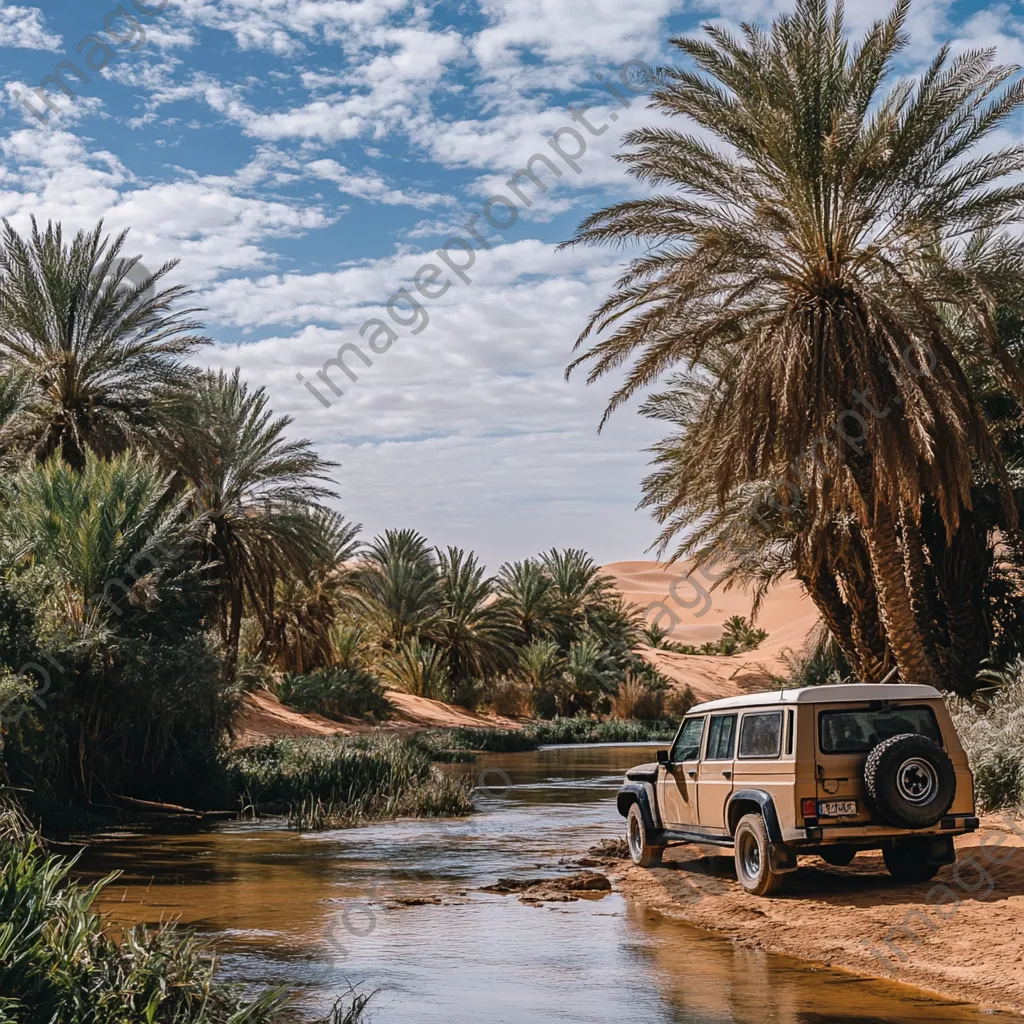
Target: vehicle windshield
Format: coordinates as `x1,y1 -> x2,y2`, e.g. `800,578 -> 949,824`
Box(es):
818,704 -> 942,754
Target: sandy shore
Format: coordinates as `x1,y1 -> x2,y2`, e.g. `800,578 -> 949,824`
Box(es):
608,815 -> 1024,1016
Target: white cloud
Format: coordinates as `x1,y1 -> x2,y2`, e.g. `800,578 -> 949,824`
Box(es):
305,158 -> 449,207
0,0 -> 61,51
0,129 -> 330,286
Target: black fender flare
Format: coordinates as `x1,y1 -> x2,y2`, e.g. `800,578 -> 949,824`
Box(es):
617,783 -> 659,834
727,789 -> 783,843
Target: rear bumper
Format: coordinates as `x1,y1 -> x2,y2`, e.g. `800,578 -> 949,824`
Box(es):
783,815 -> 980,845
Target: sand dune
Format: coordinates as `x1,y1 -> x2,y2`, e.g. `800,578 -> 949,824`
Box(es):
605,560 -> 821,703
233,688 -> 523,745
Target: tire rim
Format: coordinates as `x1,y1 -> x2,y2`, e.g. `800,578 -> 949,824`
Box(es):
629,815 -> 642,857
896,757 -> 939,805
739,831 -> 761,880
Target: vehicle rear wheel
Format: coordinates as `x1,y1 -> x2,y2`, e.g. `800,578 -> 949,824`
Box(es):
734,813 -> 785,896
820,845 -> 857,867
626,803 -> 663,867
883,841 -> 941,883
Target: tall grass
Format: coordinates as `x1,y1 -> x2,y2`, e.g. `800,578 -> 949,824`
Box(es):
948,659 -> 1024,810
225,735 -> 473,829
0,810 -> 370,1022
415,716 -> 676,757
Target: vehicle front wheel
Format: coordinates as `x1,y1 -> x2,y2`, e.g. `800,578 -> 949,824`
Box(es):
734,813 -> 786,896
626,803 -> 663,867
883,841 -> 941,883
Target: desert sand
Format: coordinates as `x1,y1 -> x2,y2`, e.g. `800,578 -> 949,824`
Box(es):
609,816 -> 1024,1015
607,560 -> 820,703
232,688 -> 522,745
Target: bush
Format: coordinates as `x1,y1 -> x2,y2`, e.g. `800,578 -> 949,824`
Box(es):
948,660 -> 1024,810
481,675 -> 531,717
609,675 -> 665,720
414,716 -> 677,756
0,811 -> 371,1023
663,684 -> 697,720
224,735 -> 473,827
275,665 -> 394,721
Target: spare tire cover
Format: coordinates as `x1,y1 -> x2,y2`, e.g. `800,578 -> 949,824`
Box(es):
863,733 -> 956,829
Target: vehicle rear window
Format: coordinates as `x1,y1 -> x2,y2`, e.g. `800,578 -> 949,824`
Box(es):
738,711 -> 783,759
818,705 -> 942,754
705,714 -> 737,760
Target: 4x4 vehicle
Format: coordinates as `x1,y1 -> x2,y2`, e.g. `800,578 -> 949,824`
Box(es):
618,683 -> 978,895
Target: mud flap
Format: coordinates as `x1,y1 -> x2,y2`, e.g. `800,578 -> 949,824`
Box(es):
769,843 -> 799,874
891,834 -> 956,866
924,835 -> 956,866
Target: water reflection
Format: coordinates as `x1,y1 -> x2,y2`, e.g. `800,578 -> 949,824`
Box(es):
76,745 -> 1017,1023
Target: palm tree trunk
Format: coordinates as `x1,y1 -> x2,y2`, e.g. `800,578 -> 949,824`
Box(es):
865,500 -> 939,685
898,499 -> 947,687
929,510 -> 990,695
225,588 -> 243,684
831,527 -> 890,683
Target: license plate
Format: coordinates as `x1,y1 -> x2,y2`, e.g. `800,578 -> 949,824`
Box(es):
818,800 -> 858,817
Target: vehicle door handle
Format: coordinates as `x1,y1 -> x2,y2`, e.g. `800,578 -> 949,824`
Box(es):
687,770 -> 697,778
722,770 -> 732,778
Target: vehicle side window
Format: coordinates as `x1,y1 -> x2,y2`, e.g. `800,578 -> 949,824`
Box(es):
670,716 -> 705,762
704,714 -> 738,760
738,711 -> 783,759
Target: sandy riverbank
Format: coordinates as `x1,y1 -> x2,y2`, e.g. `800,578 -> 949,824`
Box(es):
608,815 -> 1024,1016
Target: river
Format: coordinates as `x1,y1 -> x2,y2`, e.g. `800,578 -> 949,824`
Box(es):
77,743 -> 1017,1023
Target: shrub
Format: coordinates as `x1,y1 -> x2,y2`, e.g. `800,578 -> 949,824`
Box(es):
663,684 -> 697,720
276,665 -> 393,721
609,674 -> 665,720
948,660 -> 1024,810
224,735 -> 473,828
482,675 -> 531,717
379,638 -> 450,699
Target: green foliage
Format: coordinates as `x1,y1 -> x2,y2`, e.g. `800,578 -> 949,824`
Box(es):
0,453 -> 228,810
414,716 -> 677,756
0,218 -> 209,471
224,735 -> 473,828
275,665 -> 394,721
0,812 -> 372,1023
654,616 -> 769,657
949,660 -> 1024,810
379,638 -> 450,699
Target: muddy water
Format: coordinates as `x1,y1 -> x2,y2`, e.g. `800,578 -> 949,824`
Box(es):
77,745 -> 1017,1023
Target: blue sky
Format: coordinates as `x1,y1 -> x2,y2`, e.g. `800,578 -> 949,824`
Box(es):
0,0 -> 1020,567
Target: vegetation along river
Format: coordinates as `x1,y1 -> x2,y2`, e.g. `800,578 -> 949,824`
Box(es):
76,744 -> 1017,1023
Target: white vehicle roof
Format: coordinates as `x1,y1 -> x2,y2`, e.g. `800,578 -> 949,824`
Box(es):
688,683 -> 942,716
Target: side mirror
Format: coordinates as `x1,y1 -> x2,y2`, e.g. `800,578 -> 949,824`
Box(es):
657,749 -> 669,765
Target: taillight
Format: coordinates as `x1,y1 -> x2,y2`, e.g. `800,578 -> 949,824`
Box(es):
801,798 -> 817,818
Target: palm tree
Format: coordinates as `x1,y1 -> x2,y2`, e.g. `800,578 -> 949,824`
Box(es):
564,0 -> 1024,687
262,511 -> 361,674
494,559 -> 554,642
379,637 -> 449,699
171,368 -> 337,681
354,530 -> 443,648
0,452 -> 199,800
516,638 -> 565,716
0,218 -> 209,470
430,547 -> 517,702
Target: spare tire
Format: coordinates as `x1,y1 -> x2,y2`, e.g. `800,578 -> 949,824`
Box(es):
863,733 -> 956,829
